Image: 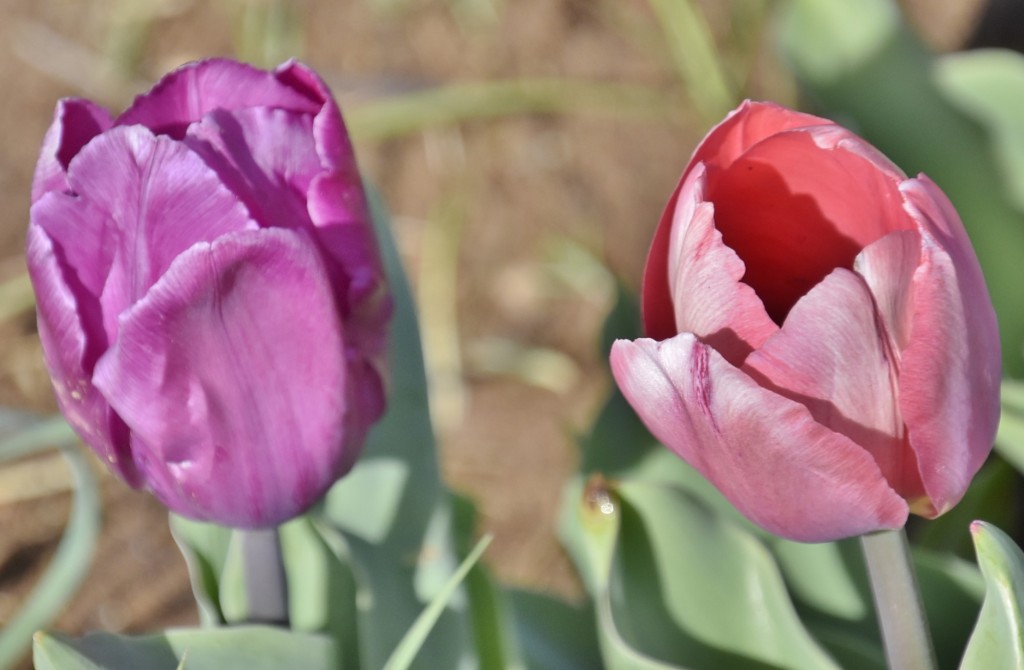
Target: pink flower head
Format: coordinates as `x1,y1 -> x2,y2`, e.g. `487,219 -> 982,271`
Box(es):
611,101 -> 1001,542
28,59 -> 392,528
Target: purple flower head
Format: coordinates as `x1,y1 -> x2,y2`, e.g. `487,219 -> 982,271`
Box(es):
28,59 -> 392,528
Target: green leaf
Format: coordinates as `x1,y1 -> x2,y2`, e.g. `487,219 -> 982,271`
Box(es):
32,626 -> 335,670
961,521 -> 1024,669
383,534 -> 493,670
506,589 -> 603,670
0,422 -> 99,669
934,49 -> 1024,214
561,475 -> 840,669
315,189 -> 474,668
996,379 -> 1024,473
168,515 -> 233,626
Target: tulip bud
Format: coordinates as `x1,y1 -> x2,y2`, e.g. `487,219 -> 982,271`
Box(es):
611,101 -> 1001,542
28,59 -> 391,528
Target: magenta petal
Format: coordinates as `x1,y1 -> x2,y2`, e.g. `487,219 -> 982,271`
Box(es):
36,125 -> 256,342
665,164 -> 777,364
32,98 -> 113,203
610,335 -> 908,542
274,60 -> 357,171
897,177 -> 1001,515
93,229 -> 348,527
184,107 -> 321,230
116,58 -> 320,137
742,267 -> 923,501
26,226 -> 137,483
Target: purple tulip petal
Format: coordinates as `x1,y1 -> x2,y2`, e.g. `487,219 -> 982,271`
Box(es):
116,58 -> 320,138
274,60 -> 357,172
26,226 -> 138,484
184,107 -> 321,231
32,98 -> 113,203
92,229 -> 348,527
897,177 -> 1001,516
743,266 -> 925,503
33,125 -> 256,344
664,163 -> 777,365
610,334 -> 908,542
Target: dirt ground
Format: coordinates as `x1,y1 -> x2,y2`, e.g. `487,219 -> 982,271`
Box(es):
0,0 -> 985,667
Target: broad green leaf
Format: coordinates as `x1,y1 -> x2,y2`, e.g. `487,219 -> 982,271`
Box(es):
0,426 -> 99,670
383,534 -> 493,670
562,476 -> 839,669
33,626 -> 335,670
935,49 -> 1024,213
279,518 -> 361,669
778,0 -> 1024,377
315,190 -> 474,668
996,379 -> 1024,473
961,522 -> 1024,669
168,516 -> 233,626
506,589 -> 603,670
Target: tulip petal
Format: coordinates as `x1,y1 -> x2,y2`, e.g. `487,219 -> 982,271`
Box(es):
184,107 -> 321,230
610,334 -> 908,542
897,177 -> 1001,516
32,98 -> 113,203
273,60 -> 358,173
116,58 -> 320,138
33,125 -> 256,343
93,229 -> 348,527
664,163 -> 777,364
708,129 -> 911,322
26,226 -> 138,484
743,266 -> 925,503
689,100 -> 830,174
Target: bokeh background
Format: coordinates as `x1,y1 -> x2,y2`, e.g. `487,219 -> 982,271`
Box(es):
0,0 -> 1008,667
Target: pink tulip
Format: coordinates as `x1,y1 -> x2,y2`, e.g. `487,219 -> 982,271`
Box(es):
610,101 -> 1001,542
28,59 -> 391,527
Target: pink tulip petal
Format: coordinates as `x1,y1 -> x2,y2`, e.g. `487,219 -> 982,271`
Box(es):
26,226 -> 138,484
690,100 -> 829,174
743,266 -> 925,503
852,230 -> 921,354
32,98 -> 113,203
116,58 -> 320,138
35,125 -> 256,343
93,229 -> 348,527
664,163 -> 777,364
610,335 -> 908,542
707,128 -> 911,322
897,177 -> 1001,516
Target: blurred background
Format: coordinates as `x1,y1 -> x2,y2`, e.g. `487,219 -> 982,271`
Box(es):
0,0 -> 1014,666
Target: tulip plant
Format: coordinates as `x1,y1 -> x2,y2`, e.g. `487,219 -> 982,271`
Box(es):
6,0 -> 1024,669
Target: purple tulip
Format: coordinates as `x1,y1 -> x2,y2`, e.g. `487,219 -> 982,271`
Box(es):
28,59 -> 391,527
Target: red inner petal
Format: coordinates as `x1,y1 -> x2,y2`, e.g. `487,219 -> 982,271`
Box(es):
707,132 -> 909,323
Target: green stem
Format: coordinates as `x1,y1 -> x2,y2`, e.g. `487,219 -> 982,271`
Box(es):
241,528 -> 289,626
860,529 -> 937,670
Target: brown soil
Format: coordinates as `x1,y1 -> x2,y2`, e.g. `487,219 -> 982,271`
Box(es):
0,0 -> 985,668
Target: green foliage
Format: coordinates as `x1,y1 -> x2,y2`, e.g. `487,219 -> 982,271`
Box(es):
33,626 -> 336,670
961,522 -> 1024,668
0,416 -> 98,670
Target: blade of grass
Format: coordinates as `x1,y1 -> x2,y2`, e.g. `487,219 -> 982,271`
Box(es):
382,534 -> 493,670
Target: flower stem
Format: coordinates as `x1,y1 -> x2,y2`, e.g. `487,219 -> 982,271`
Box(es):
241,528 -> 289,626
860,529 -> 937,670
